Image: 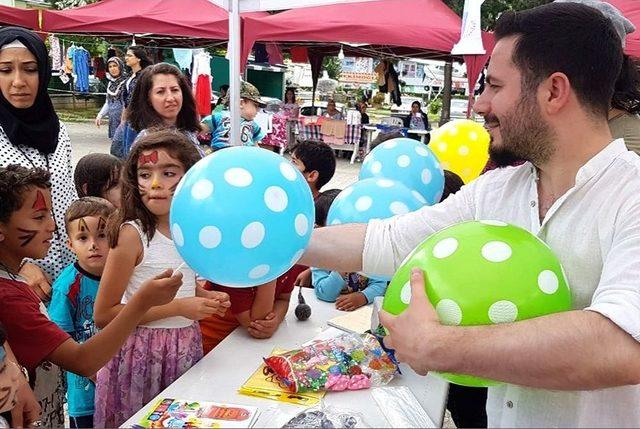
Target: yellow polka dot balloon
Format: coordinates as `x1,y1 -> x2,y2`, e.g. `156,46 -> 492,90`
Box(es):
382,220 -> 572,387
429,119 -> 490,183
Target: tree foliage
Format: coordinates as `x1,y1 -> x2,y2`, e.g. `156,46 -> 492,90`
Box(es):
323,56 -> 343,80
442,0 -> 553,30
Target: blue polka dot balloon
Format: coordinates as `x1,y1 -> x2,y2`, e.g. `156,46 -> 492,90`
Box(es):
360,138 -> 444,205
170,147 -> 315,287
327,178 -> 426,226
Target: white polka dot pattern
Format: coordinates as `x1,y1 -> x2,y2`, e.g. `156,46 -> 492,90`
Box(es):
0,124 -> 76,280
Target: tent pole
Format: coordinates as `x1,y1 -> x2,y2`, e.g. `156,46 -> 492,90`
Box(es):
229,0 -> 242,146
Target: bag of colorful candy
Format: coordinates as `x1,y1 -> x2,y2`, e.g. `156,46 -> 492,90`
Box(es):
263,333 -> 397,393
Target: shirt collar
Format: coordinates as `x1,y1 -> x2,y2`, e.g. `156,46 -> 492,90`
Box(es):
529,139 -> 627,185
575,139 -> 627,185
0,268 -> 26,282
74,261 -> 101,282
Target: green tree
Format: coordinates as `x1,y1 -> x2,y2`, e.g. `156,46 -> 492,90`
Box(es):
322,57 -> 342,80
443,0 -> 552,30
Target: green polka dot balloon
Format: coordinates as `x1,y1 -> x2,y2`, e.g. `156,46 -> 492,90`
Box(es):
382,220 -> 571,387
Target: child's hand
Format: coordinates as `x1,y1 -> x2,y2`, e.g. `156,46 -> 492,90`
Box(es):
137,269 -> 183,307
199,289 -> 231,308
294,269 -> 312,288
336,292 -> 368,312
19,263 -> 51,303
11,382 -> 41,428
179,297 -> 228,320
248,312 -> 281,339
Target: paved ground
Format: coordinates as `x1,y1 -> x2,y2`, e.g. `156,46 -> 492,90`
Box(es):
67,122 -> 361,191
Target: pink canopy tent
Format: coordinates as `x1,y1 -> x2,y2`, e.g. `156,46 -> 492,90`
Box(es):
242,0 -> 494,100
41,0 -> 265,45
0,4 -> 39,29
606,0 -> 640,57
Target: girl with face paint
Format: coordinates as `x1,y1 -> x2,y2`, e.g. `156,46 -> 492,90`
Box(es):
93,130 -> 230,428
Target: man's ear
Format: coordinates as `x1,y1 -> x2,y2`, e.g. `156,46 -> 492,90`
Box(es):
81,183 -> 89,196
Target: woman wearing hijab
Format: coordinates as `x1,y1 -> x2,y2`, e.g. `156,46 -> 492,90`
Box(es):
0,27 -> 76,297
95,57 -> 127,140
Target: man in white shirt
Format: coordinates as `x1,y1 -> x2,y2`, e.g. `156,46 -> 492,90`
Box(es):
300,3 -> 640,427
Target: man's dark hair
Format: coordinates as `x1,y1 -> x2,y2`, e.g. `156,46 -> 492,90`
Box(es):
127,63 -> 200,133
494,2 -> 623,118
291,140 -> 336,190
0,165 -> 51,223
314,188 -> 342,227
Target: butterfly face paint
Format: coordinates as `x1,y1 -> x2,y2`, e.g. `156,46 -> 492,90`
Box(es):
136,149 -> 185,217
138,150 -> 159,166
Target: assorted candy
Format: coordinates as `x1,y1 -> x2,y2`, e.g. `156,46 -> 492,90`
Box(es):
263,333 -> 396,393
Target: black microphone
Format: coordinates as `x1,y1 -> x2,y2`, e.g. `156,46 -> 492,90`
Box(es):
294,285 -> 311,321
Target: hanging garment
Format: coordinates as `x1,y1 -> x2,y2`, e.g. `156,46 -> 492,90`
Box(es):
64,45 -> 75,74
290,47 -> 309,63
191,50 -> 211,87
385,61 -> 402,106
173,48 -> 193,71
195,74 -> 212,116
260,113 -> 287,149
93,57 -> 106,80
48,35 -> 63,71
374,61 -> 387,89
254,44 -> 269,63
72,47 -> 90,93
266,43 -> 284,65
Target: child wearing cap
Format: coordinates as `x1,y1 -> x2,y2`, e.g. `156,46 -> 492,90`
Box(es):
200,81 -> 266,151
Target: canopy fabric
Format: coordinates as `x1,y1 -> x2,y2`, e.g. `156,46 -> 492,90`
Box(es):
606,0 -> 640,58
41,0 -> 235,41
0,5 -> 39,29
242,0 -> 493,104
242,0 -> 469,65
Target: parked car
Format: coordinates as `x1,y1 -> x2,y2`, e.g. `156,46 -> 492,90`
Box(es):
299,101 -> 346,117
450,98 -> 485,122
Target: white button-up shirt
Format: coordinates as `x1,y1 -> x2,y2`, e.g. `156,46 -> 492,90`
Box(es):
363,139 -> 640,428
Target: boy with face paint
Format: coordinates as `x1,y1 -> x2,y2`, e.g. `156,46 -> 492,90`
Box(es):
48,197 -> 115,429
0,165 -> 183,428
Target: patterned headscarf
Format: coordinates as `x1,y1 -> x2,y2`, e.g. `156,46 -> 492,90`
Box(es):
106,56 -> 127,99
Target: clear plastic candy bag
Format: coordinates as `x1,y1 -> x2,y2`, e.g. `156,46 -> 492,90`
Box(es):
263,333 -> 397,393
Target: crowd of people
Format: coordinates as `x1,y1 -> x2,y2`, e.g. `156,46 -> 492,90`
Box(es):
1,0 -> 640,428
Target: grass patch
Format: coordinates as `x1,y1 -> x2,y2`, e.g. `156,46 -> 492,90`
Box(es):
56,106 -> 101,123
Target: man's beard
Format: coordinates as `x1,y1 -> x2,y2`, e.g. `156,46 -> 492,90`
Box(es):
487,96 -> 556,168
